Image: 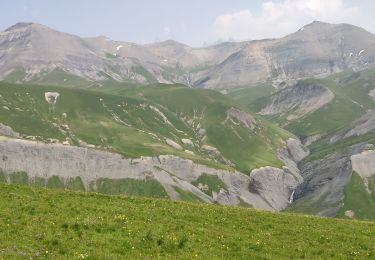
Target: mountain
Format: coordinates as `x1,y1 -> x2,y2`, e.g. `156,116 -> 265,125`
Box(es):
1,21 -> 375,89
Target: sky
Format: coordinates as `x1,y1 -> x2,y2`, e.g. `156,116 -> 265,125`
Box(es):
1,0 -> 375,47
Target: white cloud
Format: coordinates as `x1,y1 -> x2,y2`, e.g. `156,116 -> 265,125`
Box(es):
212,0 -> 360,41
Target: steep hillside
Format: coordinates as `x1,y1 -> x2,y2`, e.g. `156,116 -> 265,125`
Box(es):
0,82 -> 290,172
0,183 -> 374,259
228,68 -> 375,219
0,82 -> 303,210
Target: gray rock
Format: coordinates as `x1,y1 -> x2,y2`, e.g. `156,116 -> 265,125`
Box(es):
293,143 -> 372,216
226,107 -> 257,130
0,123 -> 20,138
260,83 -> 334,120
0,136 -> 296,211
249,166 -> 300,211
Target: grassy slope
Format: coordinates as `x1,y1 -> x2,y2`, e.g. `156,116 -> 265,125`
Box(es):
0,82 -> 226,169
337,172 -> 375,220
0,183 -> 374,259
90,83 -> 292,171
229,70 -> 375,139
0,82 -> 292,172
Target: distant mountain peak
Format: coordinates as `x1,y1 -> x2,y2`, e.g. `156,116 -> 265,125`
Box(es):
4,22 -> 48,32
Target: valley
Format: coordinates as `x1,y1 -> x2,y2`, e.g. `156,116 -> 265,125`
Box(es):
0,19 -> 375,247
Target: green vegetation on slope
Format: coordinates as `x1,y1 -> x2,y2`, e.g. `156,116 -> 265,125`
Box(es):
227,82 -> 275,112
338,172 -> 375,220
92,83 -> 292,171
0,82 -> 227,170
0,81 -> 293,173
191,173 -> 227,196
95,178 -> 169,198
0,184 -> 374,259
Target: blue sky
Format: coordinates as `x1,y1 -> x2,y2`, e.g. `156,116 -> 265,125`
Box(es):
1,0 -> 375,46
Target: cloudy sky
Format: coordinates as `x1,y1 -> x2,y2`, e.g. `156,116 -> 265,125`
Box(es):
1,0 -> 375,46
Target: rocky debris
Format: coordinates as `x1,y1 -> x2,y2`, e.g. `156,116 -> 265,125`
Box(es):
369,89 -> 375,100
44,92 -> 60,105
201,144 -> 220,155
260,83 -> 334,119
293,143 -> 373,216
345,210 -> 355,218
302,134 -> 322,146
249,166 -> 300,211
0,123 -> 20,138
181,138 -> 194,147
165,138 -> 182,150
197,183 -> 209,192
212,189 -> 240,205
149,105 -> 173,127
351,150 -> 375,194
226,107 -> 257,130
0,136 -> 297,211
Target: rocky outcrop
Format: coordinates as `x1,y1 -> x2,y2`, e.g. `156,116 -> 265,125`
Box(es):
165,138 -> 183,150
0,136 -> 297,211
293,143 -> 373,216
351,150 -> 375,193
369,89 -> 375,100
260,83 -> 334,120
249,166 -> 300,210
278,138 -> 308,183
286,138 -> 310,163
226,107 -> 257,130
351,150 -> 375,178
0,123 -> 20,138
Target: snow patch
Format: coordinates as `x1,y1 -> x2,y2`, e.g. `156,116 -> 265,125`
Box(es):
359,49 -> 365,56
116,45 -> 124,50
44,92 -> 60,105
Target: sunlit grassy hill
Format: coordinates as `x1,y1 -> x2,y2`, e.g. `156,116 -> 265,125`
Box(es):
0,183 -> 374,259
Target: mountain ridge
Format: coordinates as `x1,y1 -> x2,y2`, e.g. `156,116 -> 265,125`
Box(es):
2,21 -> 375,88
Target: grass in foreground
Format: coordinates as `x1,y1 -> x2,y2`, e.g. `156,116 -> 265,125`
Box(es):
0,184 -> 374,259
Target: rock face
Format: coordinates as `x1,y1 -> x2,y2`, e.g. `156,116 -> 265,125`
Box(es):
1,21 -> 375,89
293,143 -> 373,216
249,166 -> 300,211
351,150 -> 375,194
278,138 -> 309,182
260,83 -> 334,119
351,150 -> 375,178
0,136 -> 299,211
